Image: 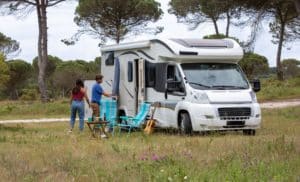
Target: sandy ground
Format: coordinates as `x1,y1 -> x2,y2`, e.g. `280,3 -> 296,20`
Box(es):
259,99 -> 300,109
0,99 -> 299,124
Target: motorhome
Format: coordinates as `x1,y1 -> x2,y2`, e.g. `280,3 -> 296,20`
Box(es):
86,38 -> 261,135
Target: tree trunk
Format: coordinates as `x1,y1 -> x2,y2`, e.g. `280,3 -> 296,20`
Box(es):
295,0 -> 300,14
36,1 -> 49,102
226,11 -> 230,37
212,18 -> 219,35
276,21 -> 285,81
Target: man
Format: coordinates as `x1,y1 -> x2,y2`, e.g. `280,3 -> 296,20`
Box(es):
91,74 -> 112,137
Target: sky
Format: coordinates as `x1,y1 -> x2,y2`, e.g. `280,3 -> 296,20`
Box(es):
0,0 -> 299,67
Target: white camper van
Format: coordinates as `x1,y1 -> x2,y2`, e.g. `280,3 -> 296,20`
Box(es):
97,38 -> 261,135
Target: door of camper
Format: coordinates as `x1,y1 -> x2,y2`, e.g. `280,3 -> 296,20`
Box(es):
125,58 -> 145,116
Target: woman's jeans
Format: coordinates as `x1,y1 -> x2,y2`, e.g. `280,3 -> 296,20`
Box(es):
70,100 -> 85,131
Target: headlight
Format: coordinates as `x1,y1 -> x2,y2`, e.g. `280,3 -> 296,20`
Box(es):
194,92 -> 210,104
250,91 -> 257,103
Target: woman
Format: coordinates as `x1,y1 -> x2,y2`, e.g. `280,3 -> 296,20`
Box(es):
69,79 -> 90,132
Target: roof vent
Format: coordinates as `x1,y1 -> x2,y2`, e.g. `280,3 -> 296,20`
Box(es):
171,39 -> 234,49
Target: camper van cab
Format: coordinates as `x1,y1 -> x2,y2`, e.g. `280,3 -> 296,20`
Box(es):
99,38 -> 261,135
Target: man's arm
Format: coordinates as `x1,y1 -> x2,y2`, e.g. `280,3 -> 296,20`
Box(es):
103,92 -> 111,97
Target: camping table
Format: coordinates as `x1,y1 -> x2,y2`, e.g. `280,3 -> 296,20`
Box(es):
86,121 -> 109,138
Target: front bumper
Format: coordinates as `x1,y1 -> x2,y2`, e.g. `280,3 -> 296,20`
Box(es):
189,103 -> 261,131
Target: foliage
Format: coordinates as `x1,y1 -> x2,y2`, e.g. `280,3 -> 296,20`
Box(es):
169,0 -> 224,34
0,32 -> 20,56
72,0 -> 163,43
32,55 -> 63,78
0,100 -> 69,119
4,59 -> 33,100
52,60 -> 99,97
239,52 -> 269,79
0,53 -> 9,90
282,58 -> 300,79
169,0 -> 243,36
20,88 -> 38,101
257,77 -> 300,101
238,0 -> 299,80
0,106 -> 299,181
0,0 -> 67,102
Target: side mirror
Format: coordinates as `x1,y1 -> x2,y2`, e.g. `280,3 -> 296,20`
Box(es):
252,79 -> 261,92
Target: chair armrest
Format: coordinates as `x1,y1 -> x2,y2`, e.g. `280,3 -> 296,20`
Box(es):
120,116 -> 134,120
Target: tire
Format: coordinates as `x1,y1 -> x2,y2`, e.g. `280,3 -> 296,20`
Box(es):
243,129 -> 256,136
179,113 -> 193,135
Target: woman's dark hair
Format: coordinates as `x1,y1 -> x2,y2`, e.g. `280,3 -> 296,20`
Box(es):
72,79 -> 84,95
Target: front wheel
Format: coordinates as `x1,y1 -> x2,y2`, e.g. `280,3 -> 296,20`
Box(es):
179,113 -> 192,135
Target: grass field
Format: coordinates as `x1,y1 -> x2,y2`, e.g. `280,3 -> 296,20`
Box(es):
257,77 -> 300,101
0,100 -> 69,120
0,107 -> 299,181
0,77 -> 299,121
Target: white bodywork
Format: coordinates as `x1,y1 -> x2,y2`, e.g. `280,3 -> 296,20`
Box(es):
96,38 -> 261,132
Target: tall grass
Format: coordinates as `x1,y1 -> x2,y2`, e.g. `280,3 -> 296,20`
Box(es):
257,77 -> 300,101
0,100 -> 69,120
0,107 -> 299,181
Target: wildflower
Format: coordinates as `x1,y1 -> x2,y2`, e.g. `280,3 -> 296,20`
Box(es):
160,169 -> 164,172
152,154 -> 159,161
184,176 -> 188,180
168,177 -> 173,181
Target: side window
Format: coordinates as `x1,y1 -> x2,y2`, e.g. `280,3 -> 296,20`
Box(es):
167,65 -> 185,93
105,52 -> 114,66
128,61 -> 133,82
167,65 -> 175,80
145,61 -> 156,87
167,65 -> 181,82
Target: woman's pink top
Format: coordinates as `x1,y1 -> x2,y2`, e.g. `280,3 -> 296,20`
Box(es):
72,90 -> 84,100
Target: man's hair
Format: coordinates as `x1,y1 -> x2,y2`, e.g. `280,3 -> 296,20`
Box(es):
95,74 -> 103,81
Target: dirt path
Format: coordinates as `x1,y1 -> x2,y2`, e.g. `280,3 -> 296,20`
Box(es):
0,99 -> 299,124
259,99 -> 300,109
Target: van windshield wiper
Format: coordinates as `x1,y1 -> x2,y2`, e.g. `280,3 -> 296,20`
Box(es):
211,85 -> 247,89
188,82 -> 211,88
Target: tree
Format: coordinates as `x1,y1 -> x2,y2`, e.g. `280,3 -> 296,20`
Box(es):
32,55 -> 63,78
239,52 -> 269,79
169,0 -> 244,36
0,32 -> 20,57
52,60 -> 98,98
282,58 -> 300,78
0,0 -> 67,101
238,0 -> 300,80
71,0 -> 163,44
0,53 -> 9,90
169,0 -> 224,35
5,59 -> 33,100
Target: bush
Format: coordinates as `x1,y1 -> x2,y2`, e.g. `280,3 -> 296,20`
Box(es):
20,89 -> 38,101
282,59 -> 300,79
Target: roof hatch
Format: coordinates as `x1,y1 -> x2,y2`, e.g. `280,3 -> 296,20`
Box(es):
170,39 -> 234,49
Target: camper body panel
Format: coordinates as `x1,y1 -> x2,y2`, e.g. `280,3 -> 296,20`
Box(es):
99,38 -> 261,132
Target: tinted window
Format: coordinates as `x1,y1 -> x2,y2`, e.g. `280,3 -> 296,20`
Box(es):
128,61 -> 133,82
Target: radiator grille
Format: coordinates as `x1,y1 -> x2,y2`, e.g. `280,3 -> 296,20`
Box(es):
218,107 -> 251,117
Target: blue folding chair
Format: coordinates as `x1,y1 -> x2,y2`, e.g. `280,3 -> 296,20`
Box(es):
104,99 -> 118,134
118,102 -> 151,133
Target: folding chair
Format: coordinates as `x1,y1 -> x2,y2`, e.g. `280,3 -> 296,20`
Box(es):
118,102 -> 151,134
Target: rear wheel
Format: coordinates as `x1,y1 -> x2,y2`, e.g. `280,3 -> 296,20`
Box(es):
243,129 -> 256,136
179,113 -> 192,135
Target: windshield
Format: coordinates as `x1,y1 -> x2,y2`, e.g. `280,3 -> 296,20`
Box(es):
181,63 -> 249,90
